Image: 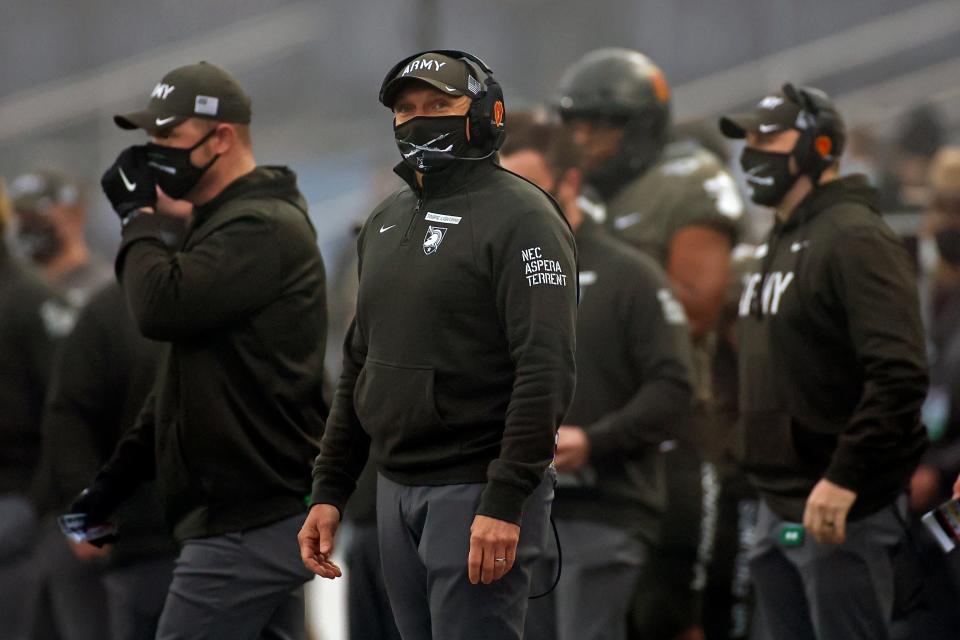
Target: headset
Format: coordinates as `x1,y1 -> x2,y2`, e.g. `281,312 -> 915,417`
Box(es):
782,82 -> 846,181
379,49 -> 506,154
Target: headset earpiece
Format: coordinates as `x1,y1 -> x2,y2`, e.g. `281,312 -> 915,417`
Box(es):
781,82 -> 842,179
814,135 -> 833,159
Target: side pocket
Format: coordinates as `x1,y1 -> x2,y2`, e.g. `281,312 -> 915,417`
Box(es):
354,358 -> 454,467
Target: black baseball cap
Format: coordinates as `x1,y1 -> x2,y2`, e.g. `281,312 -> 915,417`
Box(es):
719,90 -> 802,139
380,52 -> 482,108
114,61 -> 252,131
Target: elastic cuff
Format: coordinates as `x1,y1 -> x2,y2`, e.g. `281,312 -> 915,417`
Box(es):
309,482 -> 350,521
116,214 -> 184,278
476,480 -> 529,525
824,455 -> 867,493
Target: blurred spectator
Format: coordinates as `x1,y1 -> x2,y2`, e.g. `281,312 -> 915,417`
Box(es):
8,170 -> 113,307
878,105 -> 946,211
913,147 -> 960,513
36,278 -> 179,640
0,178 -> 74,640
905,146 -> 960,639
556,48 -> 747,640
503,113 -> 694,640
9,169 -> 114,640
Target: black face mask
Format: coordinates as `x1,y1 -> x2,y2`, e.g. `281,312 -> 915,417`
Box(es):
935,227 -> 960,265
145,127 -> 219,199
739,147 -> 799,207
394,115 -> 469,174
15,212 -> 63,265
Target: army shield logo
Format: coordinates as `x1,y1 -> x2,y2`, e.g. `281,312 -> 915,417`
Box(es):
423,226 -> 447,255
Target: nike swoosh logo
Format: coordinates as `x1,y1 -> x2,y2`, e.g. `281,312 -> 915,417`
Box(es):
155,116 -> 177,126
758,123 -> 779,133
118,167 -> 136,192
379,224 -> 396,233
442,85 -> 457,92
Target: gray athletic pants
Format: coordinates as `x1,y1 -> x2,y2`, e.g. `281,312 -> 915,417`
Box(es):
155,513 -> 314,640
102,554 -> 176,640
524,518 -> 646,640
376,470 -> 555,640
749,498 -> 906,640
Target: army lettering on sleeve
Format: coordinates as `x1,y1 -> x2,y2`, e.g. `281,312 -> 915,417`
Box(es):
521,246 -> 568,288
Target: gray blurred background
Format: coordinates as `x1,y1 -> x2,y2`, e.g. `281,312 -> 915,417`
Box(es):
1,0 -> 958,260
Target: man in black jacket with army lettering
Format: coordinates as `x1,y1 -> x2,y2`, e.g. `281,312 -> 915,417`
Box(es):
299,51 -> 577,640
720,85 -> 928,640
72,62 -> 327,640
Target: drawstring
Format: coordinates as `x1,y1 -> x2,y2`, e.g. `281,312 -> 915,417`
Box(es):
529,514 -> 562,599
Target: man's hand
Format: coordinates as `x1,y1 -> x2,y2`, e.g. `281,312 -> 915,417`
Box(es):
101,146 -> 157,219
910,464 -> 942,512
298,504 -> 343,579
953,473 -> 960,500
803,478 -> 857,545
155,186 -> 194,219
554,425 -> 590,472
468,515 -> 520,585
68,539 -> 109,562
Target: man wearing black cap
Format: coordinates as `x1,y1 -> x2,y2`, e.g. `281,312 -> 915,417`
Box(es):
0,178 -> 74,640
70,61 -> 328,639
720,86 -> 928,639
299,51 -> 577,640
9,170 -> 113,307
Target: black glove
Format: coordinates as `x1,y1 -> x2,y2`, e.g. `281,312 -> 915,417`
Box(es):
101,145 -> 157,219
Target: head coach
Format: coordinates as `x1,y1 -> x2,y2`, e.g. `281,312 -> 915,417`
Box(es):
69,61 -> 329,639
299,50 -> 578,639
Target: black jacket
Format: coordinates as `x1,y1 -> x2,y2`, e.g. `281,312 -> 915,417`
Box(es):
552,219 -> 693,537
737,175 -> 928,521
38,283 -> 175,564
0,246 -> 71,495
312,158 -> 578,525
99,167 -> 328,541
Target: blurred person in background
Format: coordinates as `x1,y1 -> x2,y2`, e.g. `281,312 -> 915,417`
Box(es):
555,48 -> 747,640
9,171 -> 114,640
28,206 -> 190,640
721,83 -> 928,640
906,146 -> 960,638
8,170 -> 113,308
301,50 -> 577,640
878,105 -> 946,212
0,178 -> 75,640
501,113 -> 694,640
69,61 -> 328,639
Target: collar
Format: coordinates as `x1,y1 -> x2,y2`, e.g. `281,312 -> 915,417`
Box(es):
778,174 -> 877,233
191,167 -> 265,221
393,156 -> 500,198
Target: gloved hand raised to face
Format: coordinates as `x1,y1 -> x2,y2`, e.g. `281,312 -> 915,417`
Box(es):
101,145 -> 157,219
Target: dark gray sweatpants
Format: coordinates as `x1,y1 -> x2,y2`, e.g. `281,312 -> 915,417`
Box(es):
523,518 -> 646,640
749,498 -> 906,640
155,513 -> 314,640
376,470 -> 555,640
